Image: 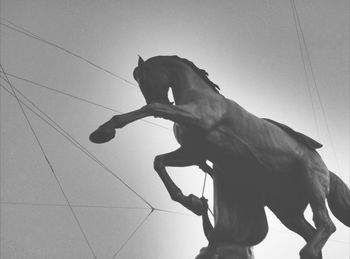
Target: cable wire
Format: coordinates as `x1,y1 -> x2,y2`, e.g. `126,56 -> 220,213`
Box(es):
201,172 -> 208,197
1,9 -> 348,256
290,0 -> 341,171
1,81 -> 209,216
0,18 -> 136,87
0,81 -> 153,209
112,209 -> 154,259
0,64 -> 97,258
0,72 -> 171,131
289,0 -> 320,139
0,201 -> 149,210
2,84 -> 199,217
2,82 -> 214,256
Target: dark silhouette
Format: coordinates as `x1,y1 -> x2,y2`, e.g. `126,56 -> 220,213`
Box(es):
90,55 -> 350,259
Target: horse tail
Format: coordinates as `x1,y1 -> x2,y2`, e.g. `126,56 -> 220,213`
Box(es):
327,171 -> 350,227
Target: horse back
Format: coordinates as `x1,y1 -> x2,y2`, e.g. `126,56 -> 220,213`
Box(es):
210,99 -> 314,171
262,118 -> 322,150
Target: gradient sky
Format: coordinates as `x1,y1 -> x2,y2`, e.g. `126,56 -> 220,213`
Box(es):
0,0 -> 349,258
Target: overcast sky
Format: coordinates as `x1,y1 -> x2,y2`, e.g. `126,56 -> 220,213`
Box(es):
0,0 -> 349,258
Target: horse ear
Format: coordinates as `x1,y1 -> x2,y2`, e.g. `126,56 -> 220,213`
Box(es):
138,55 -> 144,66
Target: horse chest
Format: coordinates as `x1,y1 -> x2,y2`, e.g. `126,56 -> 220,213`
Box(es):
173,123 -> 205,147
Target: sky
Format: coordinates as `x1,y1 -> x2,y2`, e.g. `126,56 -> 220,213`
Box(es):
0,0 -> 349,258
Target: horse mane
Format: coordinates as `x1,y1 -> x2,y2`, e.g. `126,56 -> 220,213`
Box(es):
174,56 -> 221,93
149,55 -> 221,93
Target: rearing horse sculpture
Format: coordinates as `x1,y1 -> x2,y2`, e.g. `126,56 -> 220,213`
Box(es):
90,55 -> 350,259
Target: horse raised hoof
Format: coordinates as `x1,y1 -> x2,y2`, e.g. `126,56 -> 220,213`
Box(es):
89,127 -> 116,144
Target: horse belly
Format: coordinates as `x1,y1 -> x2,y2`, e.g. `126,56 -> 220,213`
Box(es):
174,123 -> 303,174
205,129 -> 261,165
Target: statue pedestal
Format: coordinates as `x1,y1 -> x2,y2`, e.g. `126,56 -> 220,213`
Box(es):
196,243 -> 254,259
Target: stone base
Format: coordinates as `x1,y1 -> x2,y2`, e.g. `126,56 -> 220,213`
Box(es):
195,243 -> 254,259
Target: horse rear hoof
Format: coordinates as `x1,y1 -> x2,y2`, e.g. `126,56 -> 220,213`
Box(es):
300,247 -> 322,259
89,128 -> 115,144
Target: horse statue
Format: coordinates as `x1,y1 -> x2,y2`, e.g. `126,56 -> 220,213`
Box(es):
89,55 -> 350,259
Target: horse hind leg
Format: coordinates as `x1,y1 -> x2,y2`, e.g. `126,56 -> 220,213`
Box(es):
299,203 -> 335,259
278,214 -> 322,259
300,164 -> 336,259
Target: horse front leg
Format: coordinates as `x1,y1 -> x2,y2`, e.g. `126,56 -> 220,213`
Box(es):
90,107 -> 151,143
153,148 -> 207,216
90,103 -> 214,144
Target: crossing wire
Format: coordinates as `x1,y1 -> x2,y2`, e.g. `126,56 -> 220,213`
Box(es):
0,80 -> 153,209
0,80 -> 154,258
0,18 -> 136,87
112,209 -> 154,258
0,201 -> 197,218
0,79 -> 200,215
3,13 -> 340,174
290,0 -> 341,171
1,83 -> 202,258
1,10 -> 349,256
0,65 -> 98,258
0,71 -> 171,131
289,0 -> 320,139
0,17 -> 210,254
0,201 -> 149,210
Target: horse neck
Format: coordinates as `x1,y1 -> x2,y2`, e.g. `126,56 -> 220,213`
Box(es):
167,62 -> 212,104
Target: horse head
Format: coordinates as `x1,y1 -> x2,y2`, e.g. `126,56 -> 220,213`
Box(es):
133,55 -> 172,105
